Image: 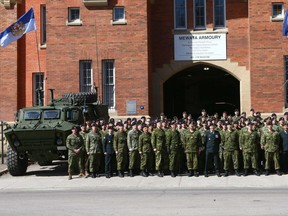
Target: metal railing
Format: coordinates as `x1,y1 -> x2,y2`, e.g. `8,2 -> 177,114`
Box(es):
0,121 -> 7,164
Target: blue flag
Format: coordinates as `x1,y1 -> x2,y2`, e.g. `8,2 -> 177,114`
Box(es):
283,10 -> 288,36
0,7 -> 37,48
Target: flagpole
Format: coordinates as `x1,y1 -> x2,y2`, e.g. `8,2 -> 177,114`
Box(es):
94,19 -> 101,103
34,29 -> 41,73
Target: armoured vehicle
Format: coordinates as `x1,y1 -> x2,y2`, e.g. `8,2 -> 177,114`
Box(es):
4,89 -> 109,176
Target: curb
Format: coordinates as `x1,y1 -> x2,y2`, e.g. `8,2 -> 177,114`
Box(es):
0,168 -> 8,176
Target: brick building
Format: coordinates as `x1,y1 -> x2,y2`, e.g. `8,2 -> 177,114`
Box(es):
0,0 -> 288,121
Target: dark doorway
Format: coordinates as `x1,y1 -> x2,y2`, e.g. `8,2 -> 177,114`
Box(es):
164,64 -> 240,119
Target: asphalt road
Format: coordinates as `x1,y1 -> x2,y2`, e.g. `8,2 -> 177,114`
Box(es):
0,188 -> 287,216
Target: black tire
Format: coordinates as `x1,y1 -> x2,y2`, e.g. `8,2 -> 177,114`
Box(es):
7,146 -> 28,176
62,92 -> 97,105
38,161 -> 53,166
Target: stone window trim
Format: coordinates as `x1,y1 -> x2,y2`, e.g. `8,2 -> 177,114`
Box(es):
271,2 -> 284,22
67,7 -> 83,26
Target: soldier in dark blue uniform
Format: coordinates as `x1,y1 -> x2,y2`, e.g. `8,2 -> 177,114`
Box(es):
103,126 -> 115,178
204,124 -> 221,177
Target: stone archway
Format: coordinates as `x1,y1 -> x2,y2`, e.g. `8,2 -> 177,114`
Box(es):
151,59 -> 250,117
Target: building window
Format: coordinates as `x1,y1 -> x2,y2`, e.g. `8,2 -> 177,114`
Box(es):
102,60 -> 115,109
214,0 -> 226,28
285,56 -> 288,107
40,5 -> 46,45
112,7 -> 126,24
80,60 -> 93,92
194,0 -> 206,30
33,73 -> 44,106
174,0 -> 187,29
67,7 -> 82,25
272,2 -> 284,20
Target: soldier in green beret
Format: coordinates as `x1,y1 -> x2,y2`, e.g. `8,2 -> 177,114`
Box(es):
166,122 -> 181,177
139,124 -> 153,177
66,126 -> 85,180
152,121 -> 166,177
114,123 -> 128,177
86,123 -> 103,178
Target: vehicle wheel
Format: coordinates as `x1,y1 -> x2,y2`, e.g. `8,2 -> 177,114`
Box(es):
38,161 -> 52,166
63,92 -> 97,105
7,146 -> 28,176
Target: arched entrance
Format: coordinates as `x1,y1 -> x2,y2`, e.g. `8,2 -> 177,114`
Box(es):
151,59 -> 250,118
164,64 -> 240,118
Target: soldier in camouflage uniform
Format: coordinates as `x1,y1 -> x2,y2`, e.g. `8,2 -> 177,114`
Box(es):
86,123 -> 103,178
152,121 -> 166,177
127,122 -> 141,177
114,123 -> 128,177
66,126 -> 85,180
239,123 -> 260,176
166,122 -> 181,177
183,122 -> 202,177
138,124 -> 153,177
222,122 -> 241,176
79,124 -> 89,177
261,123 -> 282,176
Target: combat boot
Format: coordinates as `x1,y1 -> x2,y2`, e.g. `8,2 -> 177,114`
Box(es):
118,171 -> 124,178
68,173 -> 72,180
254,169 -> 260,176
157,171 -> 163,177
78,172 -> 85,177
276,170 -> 282,176
188,170 -> 193,177
235,170 -> 241,176
194,170 -> 199,177
265,170 -> 269,176
129,169 -> 134,177
171,171 -> 176,178
216,171 -> 221,177
223,171 -> 228,177
243,169 -> 248,176
92,172 -> 96,178
204,172 -> 208,177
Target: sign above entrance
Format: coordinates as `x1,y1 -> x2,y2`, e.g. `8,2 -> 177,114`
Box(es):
174,33 -> 227,61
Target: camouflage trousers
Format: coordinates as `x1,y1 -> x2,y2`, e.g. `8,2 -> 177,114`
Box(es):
129,150 -> 140,170
87,153 -> 102,173
265,151 -> 280,170
68,153 -> 82,174
140,152 -> 153,171
242,151 -> 258,169
169,150 -> 179,171
186,152 -> 198,170
155,151 -> 163,171
116,151 -> 128,171
223,150 -> 239,171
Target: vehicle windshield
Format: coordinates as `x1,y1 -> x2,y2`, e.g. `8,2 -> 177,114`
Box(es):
24,111 -> 41,120
43,110 -> 61,119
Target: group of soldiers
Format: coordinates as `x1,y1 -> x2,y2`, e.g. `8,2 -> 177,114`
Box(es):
65,108 -> 288,180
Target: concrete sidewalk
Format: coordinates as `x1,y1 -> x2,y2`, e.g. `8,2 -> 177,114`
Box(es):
0,156 -> 7,176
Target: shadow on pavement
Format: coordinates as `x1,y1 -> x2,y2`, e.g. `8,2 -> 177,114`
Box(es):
25,161 -> 68,177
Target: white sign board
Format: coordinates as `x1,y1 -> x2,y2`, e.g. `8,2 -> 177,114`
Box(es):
174,33 -> 227,61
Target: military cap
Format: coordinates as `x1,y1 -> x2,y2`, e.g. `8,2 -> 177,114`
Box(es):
91,122 -> 97,127
118,123 -> 124,127
131,122 -> 137,126
160,113 -> 165,116
234,109 -> 239,112
284,112 -> 288,116
201,109 -> 206,112
127,118 -> 132,121
267,122 -> 272,126
279,117 -> 284,121
250,108 -> 254,112
142,124 -> 148,128
72,125 -> 78,130
108,126 -> 113,130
